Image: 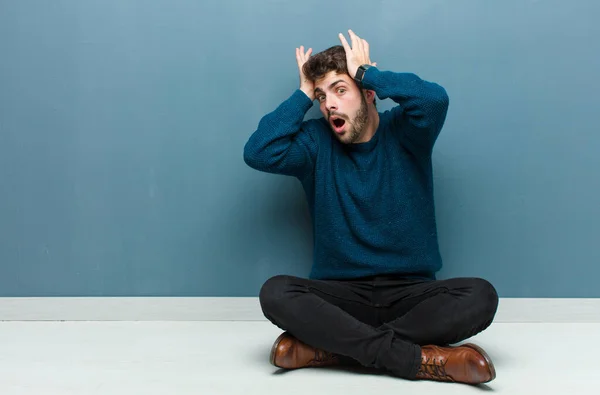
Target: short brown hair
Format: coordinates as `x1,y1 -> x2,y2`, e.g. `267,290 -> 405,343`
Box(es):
302,45 -> 375,105
302,45 -> 348,81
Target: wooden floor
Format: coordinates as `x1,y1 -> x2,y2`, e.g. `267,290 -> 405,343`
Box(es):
1,321 -> 597,394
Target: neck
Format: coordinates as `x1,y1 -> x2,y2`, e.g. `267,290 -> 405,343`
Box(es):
355,105 -> 380,144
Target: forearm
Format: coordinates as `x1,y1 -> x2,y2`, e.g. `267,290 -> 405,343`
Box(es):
243,89 -> 316,176
362,67 -> 449,130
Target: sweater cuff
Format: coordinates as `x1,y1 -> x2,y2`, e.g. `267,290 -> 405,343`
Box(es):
360,66 -> 381,91
293,89 -> 315,110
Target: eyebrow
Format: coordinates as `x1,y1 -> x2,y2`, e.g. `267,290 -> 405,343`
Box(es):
314,79 -> 346,94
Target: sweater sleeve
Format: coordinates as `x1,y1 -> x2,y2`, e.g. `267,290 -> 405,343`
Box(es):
243,89 -> 319,178
361,67 -> 449,154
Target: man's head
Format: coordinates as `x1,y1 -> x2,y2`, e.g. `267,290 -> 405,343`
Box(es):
303,46 -> 377,144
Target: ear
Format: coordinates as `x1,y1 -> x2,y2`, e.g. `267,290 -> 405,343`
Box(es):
363,89 -> 376,104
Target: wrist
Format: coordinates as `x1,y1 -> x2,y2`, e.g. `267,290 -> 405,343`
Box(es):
348,65 -> 359,79
300,86 -> 315,101
353,64 -> 373,88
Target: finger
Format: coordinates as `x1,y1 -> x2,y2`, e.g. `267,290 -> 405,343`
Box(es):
297,48 -> 305,69
363,39 -> 369,56
306,47 -> 313,59
349,30 -> 364,47
338,32 -> 351,52
372,62 -> 377,67
348,29 -> 358,50
300,46 -> 307,63
356,35 -> 364,53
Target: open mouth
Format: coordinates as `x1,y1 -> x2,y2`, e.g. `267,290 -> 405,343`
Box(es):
330,117 -> 346,134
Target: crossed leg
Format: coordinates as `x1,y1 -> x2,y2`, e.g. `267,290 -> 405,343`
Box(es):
259,274 -> 498,379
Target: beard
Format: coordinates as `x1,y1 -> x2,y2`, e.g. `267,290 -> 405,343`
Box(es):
328,93 -> 369,144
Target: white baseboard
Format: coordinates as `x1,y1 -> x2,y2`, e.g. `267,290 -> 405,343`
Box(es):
0,297 -> 598,322
0,297 -> 260,321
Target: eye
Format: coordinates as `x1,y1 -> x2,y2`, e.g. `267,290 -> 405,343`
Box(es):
317,95 -> 325,102
337,88 -> 346,94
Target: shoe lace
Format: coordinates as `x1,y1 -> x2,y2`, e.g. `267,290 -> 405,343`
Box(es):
420,356 -> 453,381
313,349 -> 337,363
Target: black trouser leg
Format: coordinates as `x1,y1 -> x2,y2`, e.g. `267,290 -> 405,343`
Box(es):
376,277 -> 499,346
259,275 -> 422,379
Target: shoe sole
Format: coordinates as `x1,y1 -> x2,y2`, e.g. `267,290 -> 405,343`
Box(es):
461,343 -> 497,383
269,332 -> 289,367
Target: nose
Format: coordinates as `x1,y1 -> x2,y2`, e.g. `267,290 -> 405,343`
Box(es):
325,96 -> 338,112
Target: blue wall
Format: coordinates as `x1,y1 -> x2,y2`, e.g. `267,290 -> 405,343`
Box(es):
1,0 -> 599,297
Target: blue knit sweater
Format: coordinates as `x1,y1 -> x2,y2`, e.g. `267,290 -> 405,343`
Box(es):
244,67 -> 449,280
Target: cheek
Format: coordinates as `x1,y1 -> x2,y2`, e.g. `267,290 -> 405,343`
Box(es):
319,103 -> 327,115
342,96 -> 359,113
352,98 -> 364,115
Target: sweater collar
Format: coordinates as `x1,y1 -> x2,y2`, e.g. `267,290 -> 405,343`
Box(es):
344,117 -> 381,153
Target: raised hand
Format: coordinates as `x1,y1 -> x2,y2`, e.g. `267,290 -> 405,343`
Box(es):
296,45 -> 315,101
338,30 -> 377,79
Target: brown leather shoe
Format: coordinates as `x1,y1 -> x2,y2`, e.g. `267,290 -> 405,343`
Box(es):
269,332 -> 340,369
416,343 -> 496,384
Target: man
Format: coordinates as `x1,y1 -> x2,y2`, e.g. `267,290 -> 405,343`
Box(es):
243,30 -> 499,385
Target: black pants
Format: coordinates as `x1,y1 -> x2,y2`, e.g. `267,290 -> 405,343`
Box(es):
259,274 -> 499,379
